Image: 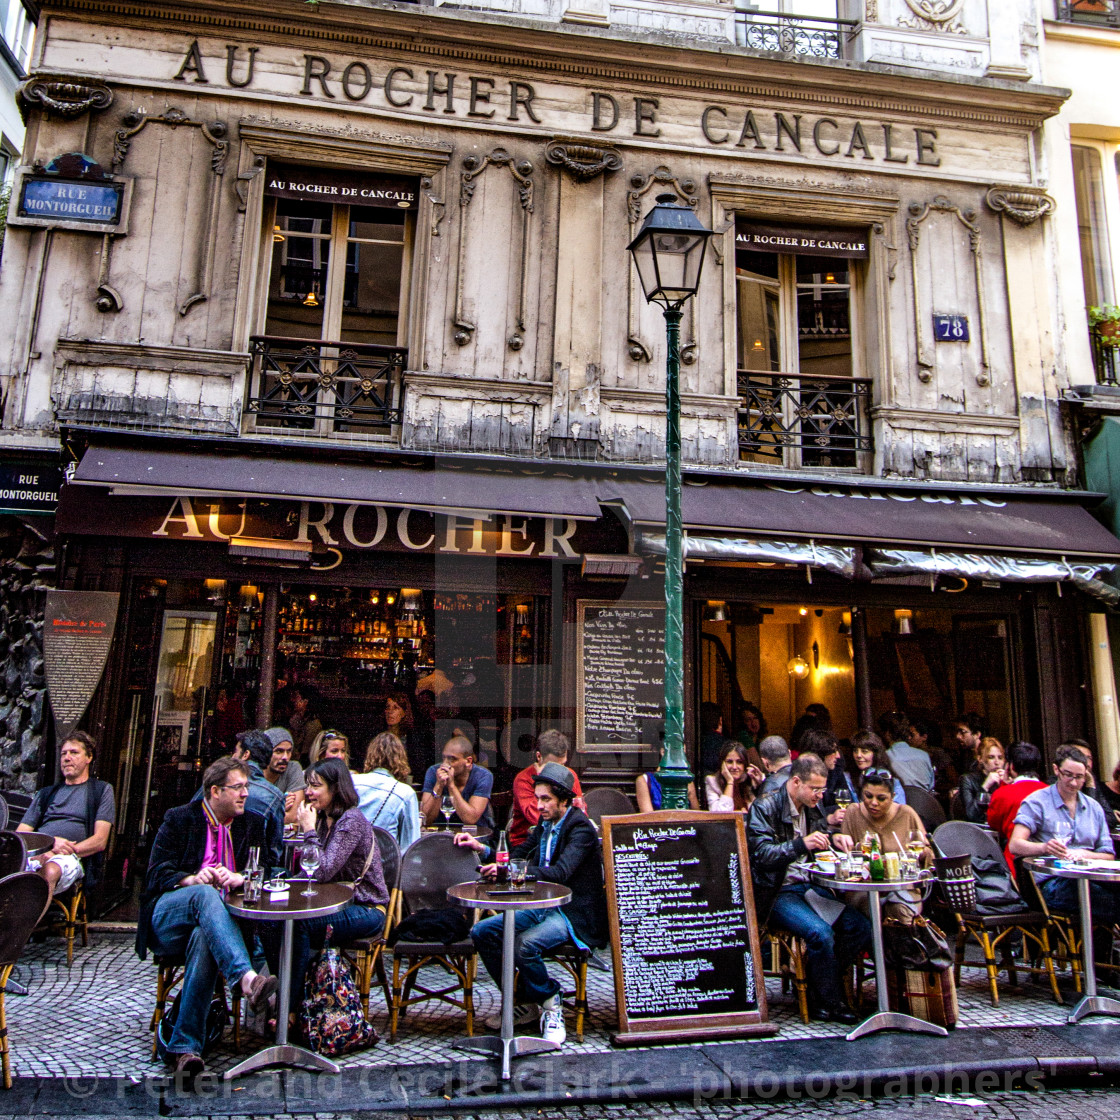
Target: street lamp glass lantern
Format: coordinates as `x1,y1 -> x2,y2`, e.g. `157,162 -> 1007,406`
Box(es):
627,193 -> 714,309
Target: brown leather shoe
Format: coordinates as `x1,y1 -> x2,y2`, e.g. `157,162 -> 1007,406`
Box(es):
247,972 -> 279,1015
173,1052 -> 204,1082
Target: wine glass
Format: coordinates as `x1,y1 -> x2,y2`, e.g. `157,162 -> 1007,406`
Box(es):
440,794 -> 454,827
835,789 -> 853,810
1053,818 -> 1073,857
300,843 -> 320,897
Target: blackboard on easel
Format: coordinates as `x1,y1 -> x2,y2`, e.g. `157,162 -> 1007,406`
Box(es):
576,600 -> 665,753
602,810 -> 776,1045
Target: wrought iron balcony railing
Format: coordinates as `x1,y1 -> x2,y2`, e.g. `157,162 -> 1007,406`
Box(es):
1091,329 -> 1120,386
737,369 -> 872,468
734,9 -> 859,60
247,335 -> 406,436
1056,1 -> 1120,27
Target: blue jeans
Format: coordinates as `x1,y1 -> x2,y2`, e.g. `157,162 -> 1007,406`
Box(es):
260,902 -> 386,1004
150,885 -> 253,1056
1042,876 -> 1119,960
471,909 -> 571,1004
768,881 -> 871,1009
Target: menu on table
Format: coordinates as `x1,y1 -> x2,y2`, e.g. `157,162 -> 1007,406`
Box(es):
602,810 -> 775,1044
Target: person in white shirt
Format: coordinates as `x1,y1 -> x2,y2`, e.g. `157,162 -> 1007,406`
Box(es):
879,711 -> 934,792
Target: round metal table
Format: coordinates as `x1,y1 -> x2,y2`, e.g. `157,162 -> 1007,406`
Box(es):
1024,857 -> 1120,1025
447,879 -> 571,1080
18,832 -> 55,857
223,880 -> 353,1080
813,868 -> 946,1042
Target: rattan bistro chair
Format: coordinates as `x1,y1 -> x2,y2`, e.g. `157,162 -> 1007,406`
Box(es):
760,926 -> 810,1023
388,832 -> 479,1041
932,822 -> 1061,1006
0,872 -> 52,1088
341,825 -> 402,1020
150,956 -> 243,1058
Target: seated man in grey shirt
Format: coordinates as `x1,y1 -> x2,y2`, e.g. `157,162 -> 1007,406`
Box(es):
19,731 -> 114,895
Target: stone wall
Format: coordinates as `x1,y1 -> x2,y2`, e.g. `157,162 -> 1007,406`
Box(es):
0,515 -> 54,793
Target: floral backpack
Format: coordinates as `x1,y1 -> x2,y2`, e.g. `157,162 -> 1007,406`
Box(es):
302,922 -> 378,1055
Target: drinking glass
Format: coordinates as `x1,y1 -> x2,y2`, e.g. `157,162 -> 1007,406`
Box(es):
907,829 -> 925,858
509,858 -> 528,887
835,789 -> 853,809
1053,818 -> 1073,855
300,843 -> 321,897
441,794 -> 454,826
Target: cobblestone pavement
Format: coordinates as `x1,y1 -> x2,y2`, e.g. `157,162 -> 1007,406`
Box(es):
0,929 -> 1101,1081
3,1086 -> 1119,1120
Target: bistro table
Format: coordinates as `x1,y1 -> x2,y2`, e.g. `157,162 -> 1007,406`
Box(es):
223,880 -> 353,1079
811,868 -> 946,1042
18,832 -> 55,857
1024,857 -> 1120,1025
447,879 -> 571,1080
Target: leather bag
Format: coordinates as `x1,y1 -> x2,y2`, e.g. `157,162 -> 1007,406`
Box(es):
882,915 -> 952,972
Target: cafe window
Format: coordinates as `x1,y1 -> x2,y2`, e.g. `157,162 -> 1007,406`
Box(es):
248,164 -> 418,439
735,221 -> 871,470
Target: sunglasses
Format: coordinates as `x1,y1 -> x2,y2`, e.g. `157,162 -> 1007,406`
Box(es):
864,768 -> 894,783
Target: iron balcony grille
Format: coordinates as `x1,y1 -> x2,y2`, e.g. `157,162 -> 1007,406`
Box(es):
247,335 -> 406,435
737,369 -> 873,468
1091,329 -> 1120,386
1056,1 -> 1120,27
734,9 -> 859,59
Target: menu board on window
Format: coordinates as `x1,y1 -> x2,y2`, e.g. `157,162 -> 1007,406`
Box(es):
576,601 -> 664,752
602,810 -> 774,1044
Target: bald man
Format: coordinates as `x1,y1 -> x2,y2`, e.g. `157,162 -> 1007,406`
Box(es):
421,736 -> 495,831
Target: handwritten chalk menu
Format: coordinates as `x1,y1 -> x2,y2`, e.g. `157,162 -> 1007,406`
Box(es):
43,591 -> 120,739
577,600 -> 664,752
603,810 -> 774,1044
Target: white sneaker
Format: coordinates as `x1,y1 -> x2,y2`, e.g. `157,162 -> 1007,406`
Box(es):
540,1002 -> 566,1046
484,1003 -> 538,1030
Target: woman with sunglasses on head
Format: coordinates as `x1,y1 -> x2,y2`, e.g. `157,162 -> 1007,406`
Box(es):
849,729 -> 906,805
840,767 -> 932,922
304,730 -> 351,779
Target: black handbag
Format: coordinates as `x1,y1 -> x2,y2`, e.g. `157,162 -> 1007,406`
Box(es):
971,854 -> 1029,914
882,916 -> 953,972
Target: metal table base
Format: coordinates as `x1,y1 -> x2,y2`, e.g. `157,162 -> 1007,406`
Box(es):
1068,874 -> 1120,1024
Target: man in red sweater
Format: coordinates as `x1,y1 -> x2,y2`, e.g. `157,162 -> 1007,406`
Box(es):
987,740 -> 1047,875
508,730 -> 584,846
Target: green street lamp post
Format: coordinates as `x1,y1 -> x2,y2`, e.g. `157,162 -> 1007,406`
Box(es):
627,193 -> 714,810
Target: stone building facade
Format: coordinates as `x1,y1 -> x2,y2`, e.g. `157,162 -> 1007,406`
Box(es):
1,0 -> 1117,888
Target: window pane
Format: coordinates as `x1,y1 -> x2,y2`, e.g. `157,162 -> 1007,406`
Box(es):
342,216 -> 405,347
1072,145 -> 1114,308
264,232 -> 329,339
736,272 -> 780,372
795,256 -> 852,378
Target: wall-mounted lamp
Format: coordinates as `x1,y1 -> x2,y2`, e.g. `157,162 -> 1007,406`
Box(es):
798,607 -> 808,617
704,600 -> 728,622
787,655 -> 810,680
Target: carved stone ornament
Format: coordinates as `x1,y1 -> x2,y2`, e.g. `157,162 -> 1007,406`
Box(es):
545,140 -> 623,182
985,187 -> 1055,227
865,0 -> 879,20
899,0 -> 966,34
18,76 -> 113,120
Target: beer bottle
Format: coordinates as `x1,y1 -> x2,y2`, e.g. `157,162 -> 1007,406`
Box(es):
495,830 -> 510,884
869,835 -> 885,883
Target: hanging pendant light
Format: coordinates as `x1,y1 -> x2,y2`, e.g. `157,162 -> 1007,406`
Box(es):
273,224 -> 285,244
302,287 -> 319,308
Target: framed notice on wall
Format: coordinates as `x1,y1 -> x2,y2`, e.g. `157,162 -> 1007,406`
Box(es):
602,810 -> 775,1045
576,600 -> 665,752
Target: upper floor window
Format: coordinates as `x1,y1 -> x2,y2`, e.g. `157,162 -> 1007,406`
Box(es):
249,164 -> 417,438
1072,145 -> 1114,310
1057,1 -> 1120,27
735,220 -> 872,471
736,1 -> 855,59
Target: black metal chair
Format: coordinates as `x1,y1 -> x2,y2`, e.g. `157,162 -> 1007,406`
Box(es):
903,786 -> 947,834
0,799 -> 7,833
388,831 -> 479,1040
0,834 -> 25,880
932,821 -> 1060,1005
582,788 -> 635,829
0,872 -> 52,1087
341,825 -> 402,1020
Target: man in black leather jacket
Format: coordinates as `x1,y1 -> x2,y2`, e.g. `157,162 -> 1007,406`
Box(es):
747,754 -> 869,1024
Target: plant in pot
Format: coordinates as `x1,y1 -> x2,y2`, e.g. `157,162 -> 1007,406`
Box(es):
1089,305 -> 1120,345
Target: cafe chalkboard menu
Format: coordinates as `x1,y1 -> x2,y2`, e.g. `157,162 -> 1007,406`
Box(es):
576,600 -> 665,752
602,810 -> 774,1044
